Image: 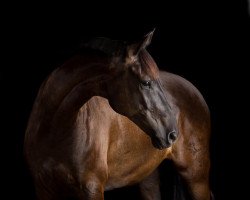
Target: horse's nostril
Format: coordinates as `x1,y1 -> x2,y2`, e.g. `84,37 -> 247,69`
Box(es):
168,131 -> 177,143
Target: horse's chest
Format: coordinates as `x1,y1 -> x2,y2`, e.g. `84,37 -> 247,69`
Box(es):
105,140 -> 166,190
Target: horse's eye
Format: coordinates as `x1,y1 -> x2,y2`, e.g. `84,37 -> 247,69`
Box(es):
141,80 -> 151,88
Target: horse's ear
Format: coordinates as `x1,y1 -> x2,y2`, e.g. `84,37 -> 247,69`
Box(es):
127,29 -> 155,57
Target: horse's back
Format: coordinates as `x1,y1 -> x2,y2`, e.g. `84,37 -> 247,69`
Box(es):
159,71 -> 210,130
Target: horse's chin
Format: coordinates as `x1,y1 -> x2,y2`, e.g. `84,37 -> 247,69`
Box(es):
151,137 -> 170,150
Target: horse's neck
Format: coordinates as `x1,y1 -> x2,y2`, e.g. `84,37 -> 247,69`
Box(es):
30,55 -> 110,134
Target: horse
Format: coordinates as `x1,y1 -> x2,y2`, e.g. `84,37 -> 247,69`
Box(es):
24,30 -> 214,200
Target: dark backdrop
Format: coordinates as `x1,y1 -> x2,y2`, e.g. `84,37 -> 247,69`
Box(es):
2,1 -> 249,199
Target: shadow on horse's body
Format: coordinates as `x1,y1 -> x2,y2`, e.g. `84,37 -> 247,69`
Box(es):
24,32 -> 213,200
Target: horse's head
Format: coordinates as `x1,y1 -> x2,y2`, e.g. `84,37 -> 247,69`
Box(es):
106,30 -> 177,149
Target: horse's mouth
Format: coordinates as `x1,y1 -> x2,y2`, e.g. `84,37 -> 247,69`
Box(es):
151,130 -> 177,150
151,136 -> 170,150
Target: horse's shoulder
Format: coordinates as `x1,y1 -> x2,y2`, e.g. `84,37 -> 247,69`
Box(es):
80,96 -> 116,119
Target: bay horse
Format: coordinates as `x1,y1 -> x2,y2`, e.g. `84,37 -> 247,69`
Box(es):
24,31 -> 213,200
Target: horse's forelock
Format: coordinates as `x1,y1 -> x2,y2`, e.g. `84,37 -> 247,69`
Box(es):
138,50 -> 159,79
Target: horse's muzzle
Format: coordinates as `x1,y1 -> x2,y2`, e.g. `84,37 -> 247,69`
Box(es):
151,130 -> 177,150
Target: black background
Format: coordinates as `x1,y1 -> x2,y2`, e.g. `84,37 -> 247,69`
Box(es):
2,1 -> 250,199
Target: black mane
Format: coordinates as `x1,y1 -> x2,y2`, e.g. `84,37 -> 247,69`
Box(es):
83,37 -> 126,56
